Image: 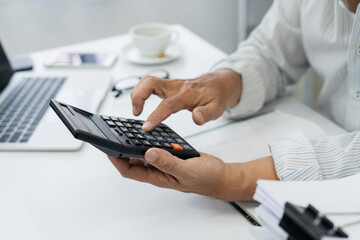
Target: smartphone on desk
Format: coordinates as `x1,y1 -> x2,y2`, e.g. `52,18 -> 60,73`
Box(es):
45,52 -> 117,68
50,99 -> 200,159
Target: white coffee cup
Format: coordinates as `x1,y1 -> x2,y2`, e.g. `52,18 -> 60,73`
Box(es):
129,22 -> 179,58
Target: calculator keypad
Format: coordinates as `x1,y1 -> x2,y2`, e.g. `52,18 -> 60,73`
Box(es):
101,115 -> 192,151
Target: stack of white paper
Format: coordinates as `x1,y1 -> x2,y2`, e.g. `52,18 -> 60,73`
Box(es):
252,173 -> 360,240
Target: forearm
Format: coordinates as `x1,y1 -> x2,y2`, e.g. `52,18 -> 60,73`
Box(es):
212,1 -> 308,119
214,156 -> 279,201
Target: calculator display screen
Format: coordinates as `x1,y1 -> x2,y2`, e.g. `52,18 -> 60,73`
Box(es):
76,111 -> 108,140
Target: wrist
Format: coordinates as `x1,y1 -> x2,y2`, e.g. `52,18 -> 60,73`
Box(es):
212,157 -> 278,201
214,69 -> 242,108
212,163 -> 248,201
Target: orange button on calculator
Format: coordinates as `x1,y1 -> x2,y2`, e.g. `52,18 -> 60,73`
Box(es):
170,143 -> 183,150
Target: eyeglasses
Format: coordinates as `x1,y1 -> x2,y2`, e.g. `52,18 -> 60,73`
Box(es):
112,69 -> 170,98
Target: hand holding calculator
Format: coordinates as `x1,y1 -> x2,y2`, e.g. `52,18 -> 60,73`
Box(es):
50,100 -> 200,159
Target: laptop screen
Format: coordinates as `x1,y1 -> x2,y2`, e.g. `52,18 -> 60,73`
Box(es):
0,42 -> 14,93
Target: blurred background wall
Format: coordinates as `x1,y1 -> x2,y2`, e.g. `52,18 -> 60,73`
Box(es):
0,0 -> 320,106
0,0 -> 272,56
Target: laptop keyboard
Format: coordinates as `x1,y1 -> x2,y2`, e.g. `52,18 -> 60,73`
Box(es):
0,77 -> 66,143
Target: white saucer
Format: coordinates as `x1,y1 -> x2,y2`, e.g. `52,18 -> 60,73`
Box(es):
122,43 -> 181,65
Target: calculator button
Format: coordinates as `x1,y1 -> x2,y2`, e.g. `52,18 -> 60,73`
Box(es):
161,142 -> 172,148
115,122 -> 124,127
131,139 -> 142,146
181,144 -> 193,150
162,127 -> 172,133
145,135 -> 156,141
133,124 -> 142,129
119,118 -> 128,122
155,127 -> 164,132
124,123 -> 132,128
110,117 -> 118,121
101,115 -> 111,120
151,141 -> 163,147
160,132 -> 169,137
135,134 -> 145,139
141,140 -> 153,146
125,132 -> 135,138
120,127 -> 129,132
155,136 -> 166,142
135,120 -> 144,124
128,119 -> 136,123
106,120 -> 116,127
165,137 -> 175,142
130,128 -> 140,133
174,138 -> 184,143
170,143 -> 183,150
151,131 -> 160,136
169,133 -> 178,138
138,129 -> 149,135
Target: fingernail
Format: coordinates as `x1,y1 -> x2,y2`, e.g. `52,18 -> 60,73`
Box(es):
133,105 -> 138,115
142,121 -> 152,131
146,151 -> 158,163
197,111 -> 204,124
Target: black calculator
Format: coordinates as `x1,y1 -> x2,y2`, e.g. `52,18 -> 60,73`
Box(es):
50,100 -> 200,159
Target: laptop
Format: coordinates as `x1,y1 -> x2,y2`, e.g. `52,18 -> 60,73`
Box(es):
0,41 -> 112,151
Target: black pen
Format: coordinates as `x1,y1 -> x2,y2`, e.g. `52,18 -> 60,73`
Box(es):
229,202 -> 261,226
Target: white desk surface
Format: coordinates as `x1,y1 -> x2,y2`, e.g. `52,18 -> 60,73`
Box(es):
0,25 -> 346,240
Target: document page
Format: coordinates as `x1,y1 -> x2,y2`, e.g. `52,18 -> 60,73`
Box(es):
255,173 -> 360,239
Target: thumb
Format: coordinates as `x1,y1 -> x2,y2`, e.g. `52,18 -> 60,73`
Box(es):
192,102 -> 224,125
144,148 -> 185,175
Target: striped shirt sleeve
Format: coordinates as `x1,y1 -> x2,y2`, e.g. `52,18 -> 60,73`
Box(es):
269,131 -> 360,181
212,0 -> 309,119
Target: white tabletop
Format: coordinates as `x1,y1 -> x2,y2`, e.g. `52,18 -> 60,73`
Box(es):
0,25 -> 346,240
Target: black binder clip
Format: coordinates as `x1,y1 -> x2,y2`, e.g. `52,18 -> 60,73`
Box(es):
279,202 -> 348,240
